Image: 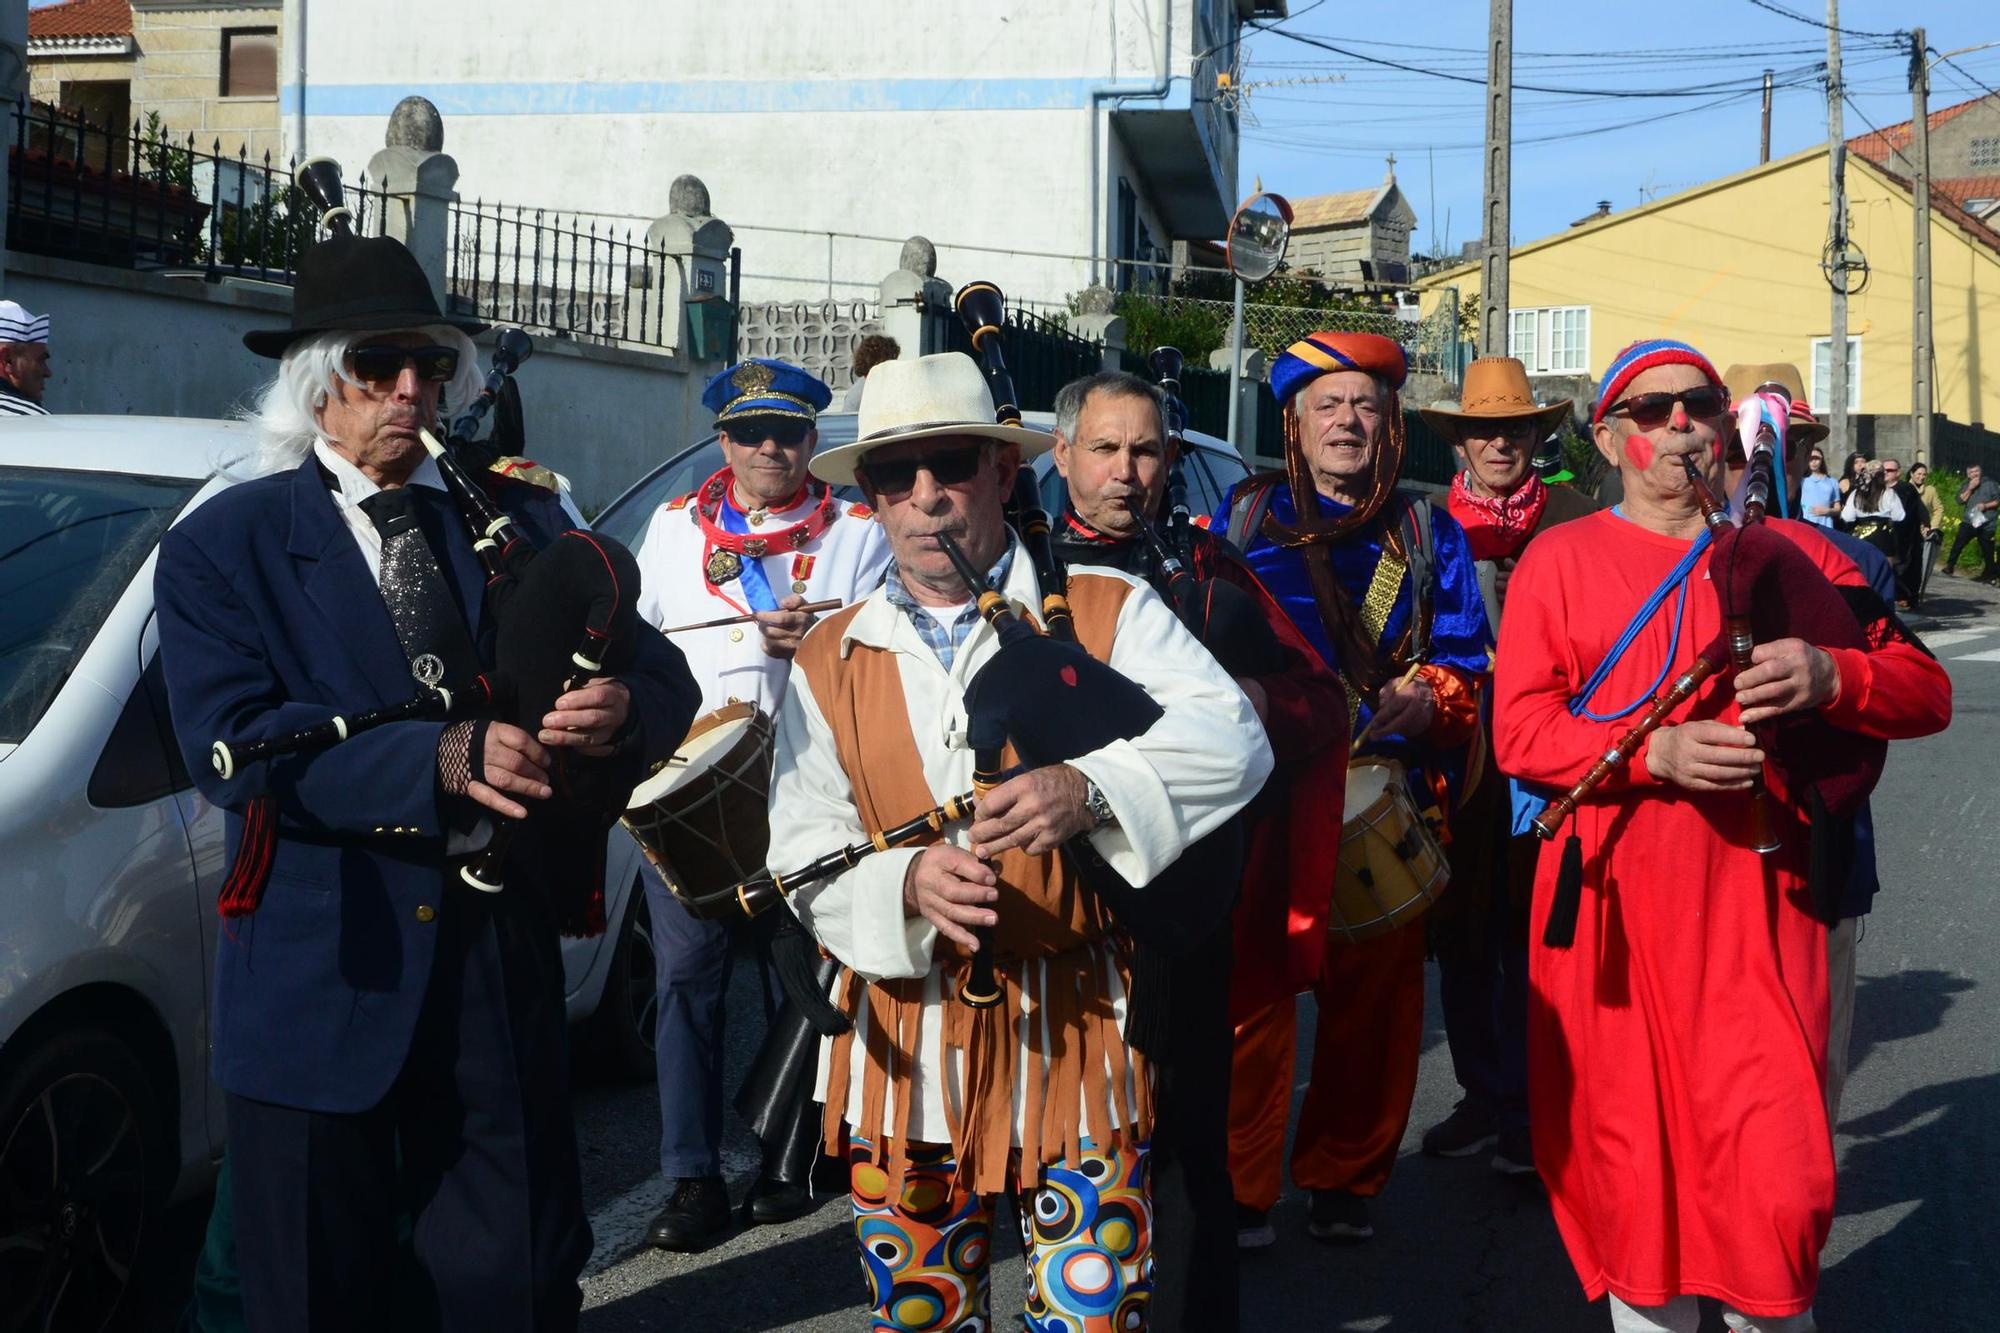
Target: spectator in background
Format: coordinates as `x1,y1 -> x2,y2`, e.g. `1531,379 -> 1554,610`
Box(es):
1883,458 -> 1925,608
0,300 -> 52,415
1799,446 -> 1840,527
1911,462 -> 1945,605
1840,459 -> 1905,568
1944,462 -> 2000,581
838,333 -> 901,410
1835,450 -> 1867,531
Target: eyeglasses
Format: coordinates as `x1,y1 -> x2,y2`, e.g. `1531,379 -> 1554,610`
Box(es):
1604,387 -> 1729,428
348,344 -> 460,385
723,418 -> 813,448
860,444 -> 987,498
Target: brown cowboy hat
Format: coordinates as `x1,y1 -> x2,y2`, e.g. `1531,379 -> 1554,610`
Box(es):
1419,357 -> 1572,440
1720,362 -> 1831,448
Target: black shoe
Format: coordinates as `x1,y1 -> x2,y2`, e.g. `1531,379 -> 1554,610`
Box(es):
1306,1190 -> 1373,1244
646,1176 -> 733,1251
1491,1127 -> 1538,1178
745,1175 -> 817,1226
1421,1099 -> 1498,1158
1236,1203 -> 1276,1250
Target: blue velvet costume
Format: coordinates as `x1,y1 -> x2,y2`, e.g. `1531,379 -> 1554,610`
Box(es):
1219,482 -> 1492,810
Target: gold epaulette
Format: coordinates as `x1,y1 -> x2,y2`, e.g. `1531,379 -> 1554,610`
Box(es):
488,456 -> 561,494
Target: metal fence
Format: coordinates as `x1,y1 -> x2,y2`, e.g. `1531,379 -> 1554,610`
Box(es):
934,295 -> 1102,414
1116,291 -> 1462,378
446,200 -> 688,348
1926,416 -> 2000,475
5,98 -> 394,280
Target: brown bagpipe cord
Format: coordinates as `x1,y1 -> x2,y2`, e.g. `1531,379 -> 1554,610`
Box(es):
1260,389 -> 1411,693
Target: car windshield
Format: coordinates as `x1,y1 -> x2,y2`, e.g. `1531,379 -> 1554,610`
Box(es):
0,467 -> 200,743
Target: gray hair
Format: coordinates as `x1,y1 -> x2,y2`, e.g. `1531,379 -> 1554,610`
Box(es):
1052,370 -> 1167,444
237,324 -> 483,476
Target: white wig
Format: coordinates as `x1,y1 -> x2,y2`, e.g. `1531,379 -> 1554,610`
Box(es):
237,325 -> 484,476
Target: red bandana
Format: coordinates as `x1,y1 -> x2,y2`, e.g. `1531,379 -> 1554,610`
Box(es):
692,466 -> 835,558
1448,472 -> 1548,562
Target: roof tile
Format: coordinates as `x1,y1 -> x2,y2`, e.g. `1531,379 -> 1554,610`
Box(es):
28,0 -> 132,40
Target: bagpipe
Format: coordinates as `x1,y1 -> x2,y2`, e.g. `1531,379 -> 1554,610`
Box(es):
212,158 -> 645,904
1530,449 -> 1884,946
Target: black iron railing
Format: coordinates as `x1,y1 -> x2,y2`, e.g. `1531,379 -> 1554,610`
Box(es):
447,200 -> 683,348
937,297 -> 1103,414
5,98 -> 392,281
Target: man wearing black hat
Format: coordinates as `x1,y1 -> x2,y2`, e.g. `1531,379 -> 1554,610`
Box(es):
155,230 -> 699,1330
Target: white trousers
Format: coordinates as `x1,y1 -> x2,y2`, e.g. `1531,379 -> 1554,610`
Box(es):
1826,916 -> 1859,1125
1609,1295 -> 1816,1333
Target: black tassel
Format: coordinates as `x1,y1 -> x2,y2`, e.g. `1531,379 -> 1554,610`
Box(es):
1542,833 -> 1585,948
1121,944 -> 1172,1059
763,911 -> 851,1037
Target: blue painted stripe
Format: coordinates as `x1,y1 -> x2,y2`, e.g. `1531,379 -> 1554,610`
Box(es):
283,76 -> 1193,120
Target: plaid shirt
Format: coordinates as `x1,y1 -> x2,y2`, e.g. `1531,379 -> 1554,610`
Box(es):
884,545 -> 1015,674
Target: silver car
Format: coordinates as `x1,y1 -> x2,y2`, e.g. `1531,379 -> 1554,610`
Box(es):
0,417 -> 656,1330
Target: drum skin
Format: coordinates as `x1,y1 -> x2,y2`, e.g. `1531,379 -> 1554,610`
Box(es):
622,702 -> 775,903
1330,758 -> 1450,941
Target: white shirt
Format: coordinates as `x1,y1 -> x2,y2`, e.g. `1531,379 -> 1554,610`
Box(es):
1841,489 -> 1905,525
312,439 -> 456,584
770,543 -> 1273,1143
632,482 -> 891,719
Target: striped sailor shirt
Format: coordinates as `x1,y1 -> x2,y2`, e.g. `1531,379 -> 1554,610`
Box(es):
0,385 -> 48,417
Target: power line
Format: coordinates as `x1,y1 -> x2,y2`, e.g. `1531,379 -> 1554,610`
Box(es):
1249,22 -> 1830,100
1741,0 -> 1906,40
1934,51 -> 2000,106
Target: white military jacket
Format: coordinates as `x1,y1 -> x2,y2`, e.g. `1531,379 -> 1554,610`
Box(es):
633,477 -> 891,718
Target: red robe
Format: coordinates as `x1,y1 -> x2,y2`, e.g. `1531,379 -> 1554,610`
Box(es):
1493,510 -> 1951,1318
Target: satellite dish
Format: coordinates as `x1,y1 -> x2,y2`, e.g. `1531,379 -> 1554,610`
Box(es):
1226,191 -> 1293,283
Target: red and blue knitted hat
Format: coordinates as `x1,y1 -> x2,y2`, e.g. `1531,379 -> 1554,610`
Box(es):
1591,338 -> 1723,424
1271,331 -> 1409,404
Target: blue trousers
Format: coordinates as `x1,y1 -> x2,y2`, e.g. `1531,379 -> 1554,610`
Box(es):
1435,812 -> 1535,1134
645,868 -> 782,1179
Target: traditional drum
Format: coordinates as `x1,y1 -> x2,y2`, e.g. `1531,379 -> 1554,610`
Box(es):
1330,757 -> 1450,941
622,702 -> 775,904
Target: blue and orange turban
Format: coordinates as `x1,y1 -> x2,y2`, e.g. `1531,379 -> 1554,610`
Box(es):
1271,331 -> 1409,405
1591,339 -> 1723,424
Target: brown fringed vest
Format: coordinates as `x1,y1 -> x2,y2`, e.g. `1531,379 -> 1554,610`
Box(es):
794,572 -> 1153,1195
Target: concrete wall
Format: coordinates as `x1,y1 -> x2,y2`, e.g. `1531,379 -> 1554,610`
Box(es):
131,2 -> 283,161
280,0 -> 1230,308
1415,147 -> 2000,432
6,251 -> 703,512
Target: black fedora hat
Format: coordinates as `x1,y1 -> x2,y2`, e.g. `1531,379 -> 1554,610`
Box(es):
243,233 -> 486,358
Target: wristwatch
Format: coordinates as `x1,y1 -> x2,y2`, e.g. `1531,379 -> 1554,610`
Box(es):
1082,777 -> 1116,830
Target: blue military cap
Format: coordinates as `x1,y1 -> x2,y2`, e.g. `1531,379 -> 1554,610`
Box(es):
701,357 -> 832,425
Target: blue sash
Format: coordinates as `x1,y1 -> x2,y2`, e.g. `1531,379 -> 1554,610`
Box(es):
715,502 -> 781,613
1508,517 -> 1713,835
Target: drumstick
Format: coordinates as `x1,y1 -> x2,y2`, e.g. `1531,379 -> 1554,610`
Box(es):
1350,662 -> 1425,755
659,599 -> 842,635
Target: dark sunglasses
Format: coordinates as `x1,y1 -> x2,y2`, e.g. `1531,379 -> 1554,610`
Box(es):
723,418 -> 813,448
349,344 -> 460,385
860,444 -> 987,497
1604,387 -> 1729,428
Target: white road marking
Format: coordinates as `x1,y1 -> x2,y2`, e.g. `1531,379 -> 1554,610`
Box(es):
1948,648 -> 2000,662
1920,629 -> 1990,650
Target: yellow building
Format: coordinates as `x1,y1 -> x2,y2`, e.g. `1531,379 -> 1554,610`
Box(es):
1415,140 -> 2000,432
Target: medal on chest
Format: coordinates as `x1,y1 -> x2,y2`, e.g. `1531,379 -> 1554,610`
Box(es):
694,467 -> 834,592
705,548 -> 744,586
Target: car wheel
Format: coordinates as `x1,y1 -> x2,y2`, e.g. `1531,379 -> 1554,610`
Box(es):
585,877 -> 659,1081
0,1027 -> 165,1333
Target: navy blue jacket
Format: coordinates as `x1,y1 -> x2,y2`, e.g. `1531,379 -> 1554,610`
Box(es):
156,456 -> 698,1113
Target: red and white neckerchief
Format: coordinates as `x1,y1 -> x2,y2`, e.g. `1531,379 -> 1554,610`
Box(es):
1448,471 -> 1548,563
691,466 -> 836,585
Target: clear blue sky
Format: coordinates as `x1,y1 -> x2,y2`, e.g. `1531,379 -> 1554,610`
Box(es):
1237,0 -> 2000,257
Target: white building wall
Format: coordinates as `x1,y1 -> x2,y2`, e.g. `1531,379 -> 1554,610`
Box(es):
281,0 -> 1230,307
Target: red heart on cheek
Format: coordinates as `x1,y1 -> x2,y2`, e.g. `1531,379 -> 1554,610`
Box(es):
1060,665 -> 1078,687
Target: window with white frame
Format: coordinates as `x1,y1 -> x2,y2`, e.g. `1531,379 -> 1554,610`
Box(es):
1506,305 -> 1590,374
1810,336 -> 1862,413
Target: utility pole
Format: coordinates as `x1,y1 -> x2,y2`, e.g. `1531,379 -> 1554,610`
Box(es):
1827,0 -> 1850,447
1760,69 -> 1774,164
1480,0 -> 1512,356
1910,27 -> 1934,463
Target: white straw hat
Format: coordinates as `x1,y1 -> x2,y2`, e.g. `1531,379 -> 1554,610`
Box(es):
810,352 -> 1050,486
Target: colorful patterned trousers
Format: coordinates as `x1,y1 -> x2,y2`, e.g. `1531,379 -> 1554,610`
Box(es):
848,1136 -> 1154,1332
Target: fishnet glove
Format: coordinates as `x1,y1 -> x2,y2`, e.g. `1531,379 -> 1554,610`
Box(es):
436,719 -> 489,797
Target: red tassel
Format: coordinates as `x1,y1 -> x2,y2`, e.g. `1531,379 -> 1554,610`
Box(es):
217,795 -> 278,919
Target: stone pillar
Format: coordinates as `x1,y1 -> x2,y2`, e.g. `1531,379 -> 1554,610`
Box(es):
878,236 -> 952,358
647,174 -> 734,363
366,97 -> 456,309
0,2 -> 27,295
1068,285 -> 1126,371
1211,346 -> 1268,464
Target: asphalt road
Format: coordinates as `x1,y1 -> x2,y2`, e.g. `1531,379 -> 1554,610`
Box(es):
571,574 -> 2000,1332
134,574 -> 2000,1331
